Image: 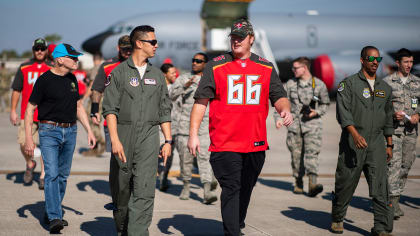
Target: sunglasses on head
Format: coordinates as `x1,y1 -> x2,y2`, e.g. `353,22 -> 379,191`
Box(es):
33,46 -> 47,52
365,56 -> 382,63
139,39 -> 158,46
192,58 -> 205,64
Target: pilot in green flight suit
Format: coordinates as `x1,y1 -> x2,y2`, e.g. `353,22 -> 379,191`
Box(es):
102,25 -> 172,236
331,46 -> 394,236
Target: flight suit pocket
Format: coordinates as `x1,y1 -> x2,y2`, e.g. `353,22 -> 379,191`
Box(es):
118,87 -> 135,122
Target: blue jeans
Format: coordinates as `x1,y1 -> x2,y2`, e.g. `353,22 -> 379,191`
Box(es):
38,123 -> 77,220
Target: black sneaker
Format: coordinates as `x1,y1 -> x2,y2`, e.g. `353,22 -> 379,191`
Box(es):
44,214 -> 68,227
62,219 -> 68,226
49,219 -> 64,234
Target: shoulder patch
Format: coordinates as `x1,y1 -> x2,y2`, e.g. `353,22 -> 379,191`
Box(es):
213,55 -> 225,62
105,74 -> 112,87
258,57 -> 269,63
337,82 -> 345,92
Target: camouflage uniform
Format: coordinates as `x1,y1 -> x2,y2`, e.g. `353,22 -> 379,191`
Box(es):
274,77 -> 329,178
169,72 -> 214,184
383,72 -> 420,197
0,68 -> 12,112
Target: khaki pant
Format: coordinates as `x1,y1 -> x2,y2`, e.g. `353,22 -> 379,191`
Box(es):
18,122 -> 39,145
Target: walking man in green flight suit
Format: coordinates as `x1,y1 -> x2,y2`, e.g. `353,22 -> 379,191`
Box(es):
102,25 -> 172,236
331,46 -> 394,236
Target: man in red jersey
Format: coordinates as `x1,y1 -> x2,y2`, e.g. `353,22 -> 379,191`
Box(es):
188,18 -> 293,236
10,38 -> 52,189
90,35 -> 132,154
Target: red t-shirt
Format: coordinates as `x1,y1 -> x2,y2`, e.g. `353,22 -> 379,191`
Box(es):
91,57 -> 121,126
73,70 -> 87,96
194,53 -> 287,153
11,59 -> 52,121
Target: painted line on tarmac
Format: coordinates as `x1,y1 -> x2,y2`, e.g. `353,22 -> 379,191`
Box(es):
246,223 -> 273,236
1,170 -> 420,179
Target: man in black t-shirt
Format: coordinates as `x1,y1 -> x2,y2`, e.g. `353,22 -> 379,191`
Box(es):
24,43 -> 96,234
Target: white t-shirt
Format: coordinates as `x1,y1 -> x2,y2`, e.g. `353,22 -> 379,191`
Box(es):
367,79 -> 375,90
136,64 -> 147,80
400,76 -> 409,84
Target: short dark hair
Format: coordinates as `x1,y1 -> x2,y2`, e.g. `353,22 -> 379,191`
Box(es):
396,48 -> 413,61
292,57 -> 311,70
130,25 -> 155,47
160,63 -> 174,74
361,46 -> 379,58
194,52 -> 208,63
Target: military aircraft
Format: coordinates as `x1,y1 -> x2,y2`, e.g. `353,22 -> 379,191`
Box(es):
82,11 -> 420,92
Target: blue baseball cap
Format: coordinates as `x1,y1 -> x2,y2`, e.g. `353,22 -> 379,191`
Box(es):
52,43 -> 83,59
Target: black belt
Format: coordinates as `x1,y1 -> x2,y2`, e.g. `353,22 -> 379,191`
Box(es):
40,120 -> 76,128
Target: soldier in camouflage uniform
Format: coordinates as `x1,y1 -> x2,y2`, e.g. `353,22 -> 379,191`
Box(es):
0,62 -> 12,112
383,48 -> 420,220
169,52 -> 217,204
274,57 -> 329,197
158,63 -> 178,191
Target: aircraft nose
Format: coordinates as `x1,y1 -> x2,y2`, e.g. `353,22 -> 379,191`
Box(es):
82,30 -> 114,54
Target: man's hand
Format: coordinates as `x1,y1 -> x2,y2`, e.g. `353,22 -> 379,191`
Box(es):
188,135 -> 200,157
10,110 -> 18,126
160,143 -> 171,166
307,109 -> 318,119
386,147 -> 393,162
91,113 -> 101,125
394,111 -> 404,121
279,111 -> 293,127
184,76 -> 197,88
410,113 -> 419,124
352,133 -> 368,149
87,131 -> 96,149
112,139 -> 127,163
24,138 -> 35,157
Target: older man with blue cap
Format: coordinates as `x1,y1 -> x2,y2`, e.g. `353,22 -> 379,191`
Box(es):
24,43 -> 96,234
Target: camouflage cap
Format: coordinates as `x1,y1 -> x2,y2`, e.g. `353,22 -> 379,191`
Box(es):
118,35 -> 132,48
229,18 -> 254,38
32,38 -> 47,48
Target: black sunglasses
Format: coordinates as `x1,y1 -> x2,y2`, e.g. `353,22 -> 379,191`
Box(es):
33,46 -> 47,52
365,56 -> 383,63
65,56 -> 78,62
192,58 -> 205,64
139,39 -> 158,46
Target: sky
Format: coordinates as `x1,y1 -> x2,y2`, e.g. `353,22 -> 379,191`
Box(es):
0,0 -> 419,54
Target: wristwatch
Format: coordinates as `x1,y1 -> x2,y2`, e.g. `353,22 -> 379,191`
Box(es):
386,144 -> 394,149
165,140 -> 173,145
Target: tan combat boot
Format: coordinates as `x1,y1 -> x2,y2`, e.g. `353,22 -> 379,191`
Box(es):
330,221 -> 343,234
391,195 -> 403,220
308,174 -> 323,197
203,182 -> 217,204
179,181 -> 190,200
293,177 -> 304,194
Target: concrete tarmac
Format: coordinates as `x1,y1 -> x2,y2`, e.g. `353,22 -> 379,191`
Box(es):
0,103 -> 419,236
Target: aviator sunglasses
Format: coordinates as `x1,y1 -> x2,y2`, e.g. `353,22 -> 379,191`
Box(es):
365,56 -> 383,63
192,58 -> 205,64
139,39 -> 158,46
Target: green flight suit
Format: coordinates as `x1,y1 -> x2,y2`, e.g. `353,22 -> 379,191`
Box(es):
102,56 -> 171,236
332,70 -> 394,234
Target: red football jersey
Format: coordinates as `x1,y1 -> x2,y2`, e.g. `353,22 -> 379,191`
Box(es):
195,53 -> 286,153
73,70 -> 87,96
12,59 -> 51,121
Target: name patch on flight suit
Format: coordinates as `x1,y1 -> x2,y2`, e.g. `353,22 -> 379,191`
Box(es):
412,98 -> 418,109
144,78 -> 156,85
375,90 -> 385,98
363,88 -> 371,98
130,77 -> 139,87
